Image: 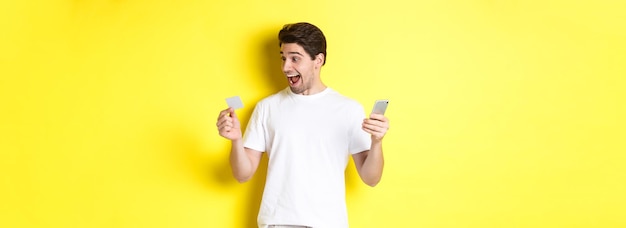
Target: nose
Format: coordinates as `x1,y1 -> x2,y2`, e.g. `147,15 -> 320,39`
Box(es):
282,60 -> 292,73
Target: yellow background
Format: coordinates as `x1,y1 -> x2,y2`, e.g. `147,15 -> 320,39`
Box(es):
1,0 -> 625,227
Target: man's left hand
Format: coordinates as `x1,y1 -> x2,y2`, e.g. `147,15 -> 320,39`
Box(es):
362,113 -> 389,142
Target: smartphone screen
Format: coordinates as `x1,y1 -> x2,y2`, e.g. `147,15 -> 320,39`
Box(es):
371,99 -> 389,115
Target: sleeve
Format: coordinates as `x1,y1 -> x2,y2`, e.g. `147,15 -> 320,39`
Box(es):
348,103 -> 372,154
242,102 -> 267,152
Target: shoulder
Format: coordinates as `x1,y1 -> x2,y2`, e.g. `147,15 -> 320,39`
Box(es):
254,88 -> 290,108
257,88 -> 289,105
325,89 -> 366,115
326,88 -> 363,107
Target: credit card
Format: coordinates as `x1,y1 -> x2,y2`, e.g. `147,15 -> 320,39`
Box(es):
225,96 -> 244,109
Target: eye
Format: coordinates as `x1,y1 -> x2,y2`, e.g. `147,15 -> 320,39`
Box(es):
291,57 -> 299,62
281,56 -> 286,62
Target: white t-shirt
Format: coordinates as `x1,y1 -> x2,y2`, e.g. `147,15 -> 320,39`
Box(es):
243,87 -> 371,228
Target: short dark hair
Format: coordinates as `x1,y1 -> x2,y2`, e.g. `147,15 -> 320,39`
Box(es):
278,22 -> 327,65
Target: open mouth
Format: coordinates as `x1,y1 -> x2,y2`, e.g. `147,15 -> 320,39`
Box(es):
287,74 -> 301,85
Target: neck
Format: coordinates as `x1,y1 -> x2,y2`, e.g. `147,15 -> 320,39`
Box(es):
299,83 -> 327,95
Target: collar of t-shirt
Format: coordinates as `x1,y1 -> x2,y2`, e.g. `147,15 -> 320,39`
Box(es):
286,87 -> 332,101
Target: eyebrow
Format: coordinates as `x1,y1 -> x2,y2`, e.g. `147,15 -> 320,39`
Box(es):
280,51 -> 304,56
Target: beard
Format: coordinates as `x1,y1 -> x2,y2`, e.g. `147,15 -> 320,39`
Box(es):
289,83 -> 307,94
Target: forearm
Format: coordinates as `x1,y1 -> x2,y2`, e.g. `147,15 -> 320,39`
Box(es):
229,139 -> 254,183
359,113 -> 389,186
360,140 -> 385,186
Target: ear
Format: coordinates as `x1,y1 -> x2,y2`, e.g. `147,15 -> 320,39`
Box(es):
315,53 -> 325,68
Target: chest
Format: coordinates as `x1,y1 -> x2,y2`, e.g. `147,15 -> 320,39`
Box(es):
267,100 -> 353,141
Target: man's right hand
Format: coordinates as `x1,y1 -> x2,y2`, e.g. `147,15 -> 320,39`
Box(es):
216,107 -> 242,140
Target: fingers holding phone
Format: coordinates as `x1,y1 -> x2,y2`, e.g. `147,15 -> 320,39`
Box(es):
363,100 -> 390,141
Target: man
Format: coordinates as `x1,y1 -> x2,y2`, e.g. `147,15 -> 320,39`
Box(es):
216,22 -> 389,228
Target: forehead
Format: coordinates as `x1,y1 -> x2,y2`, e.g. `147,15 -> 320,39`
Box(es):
280,43 -> 308,56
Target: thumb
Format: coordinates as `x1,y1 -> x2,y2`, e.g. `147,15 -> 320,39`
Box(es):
229,107 -> 238,119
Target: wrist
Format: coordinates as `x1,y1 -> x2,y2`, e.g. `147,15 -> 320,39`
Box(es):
231,137 -> 244,145
371,137 -> 383,146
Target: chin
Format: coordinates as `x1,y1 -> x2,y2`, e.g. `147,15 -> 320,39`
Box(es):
289,87 -> 304,94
